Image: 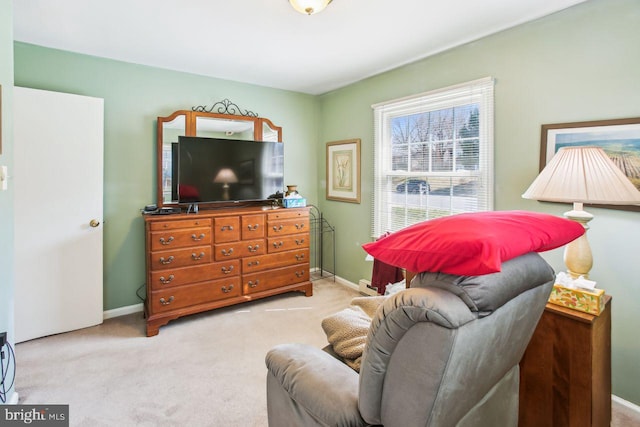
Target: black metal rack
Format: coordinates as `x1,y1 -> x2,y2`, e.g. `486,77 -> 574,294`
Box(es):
308,205 -> 335,281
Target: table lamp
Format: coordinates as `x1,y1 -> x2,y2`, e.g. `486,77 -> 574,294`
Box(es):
214,168 -> 238,201
522,146 -> 640,278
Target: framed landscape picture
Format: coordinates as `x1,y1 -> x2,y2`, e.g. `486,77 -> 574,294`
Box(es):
540,117 -> 640,212
326,138 -> 361,203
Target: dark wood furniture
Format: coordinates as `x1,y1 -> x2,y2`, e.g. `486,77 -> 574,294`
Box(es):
144,206 -> 312,336
519,296 -> 612,427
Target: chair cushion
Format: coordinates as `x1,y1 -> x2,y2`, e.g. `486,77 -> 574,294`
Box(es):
411,252 -> 555,315
362,210 -> 583,276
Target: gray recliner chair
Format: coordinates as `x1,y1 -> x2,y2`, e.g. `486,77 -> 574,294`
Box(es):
265,252 -> 555,427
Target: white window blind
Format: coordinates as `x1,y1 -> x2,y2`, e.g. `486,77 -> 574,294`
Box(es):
372,77 -> 495,237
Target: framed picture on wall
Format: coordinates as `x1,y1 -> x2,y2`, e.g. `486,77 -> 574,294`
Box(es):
326,138 -> 361,203
540,117 -> 640,212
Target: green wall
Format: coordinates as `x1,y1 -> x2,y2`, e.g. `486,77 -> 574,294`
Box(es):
0,0 -> 15,403
9,0 -> 640,406
13,43 -> 319,311
317,0 -> 640,404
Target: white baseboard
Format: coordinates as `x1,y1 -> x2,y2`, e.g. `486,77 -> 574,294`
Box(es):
332,274 -> 359,291
613,394 -> 640,414
103,303 -> 143,320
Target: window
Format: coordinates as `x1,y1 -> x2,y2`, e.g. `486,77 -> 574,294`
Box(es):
372,77 -> 494,237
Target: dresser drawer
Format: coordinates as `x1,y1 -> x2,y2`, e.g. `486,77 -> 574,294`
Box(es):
268,234 -> 309,253
267,218 -> 309,237
149,245 -> 212,270
241,214 -> 265,240
243,249 -> 309,274
149,260 -> 239,290
214,239 -> 265,261
214,216 -> 240,243
243,264 -> 309,295
150,277 -> 241,313
150,227 -> 211,251
267,209 -> 309,221
149,218 -> 211,231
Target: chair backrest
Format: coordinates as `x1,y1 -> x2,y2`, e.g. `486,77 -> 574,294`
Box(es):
358,252 -> 555,427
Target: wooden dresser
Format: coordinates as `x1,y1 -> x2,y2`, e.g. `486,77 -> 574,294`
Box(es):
519,296 -> 612,427
144,206 -> 312,336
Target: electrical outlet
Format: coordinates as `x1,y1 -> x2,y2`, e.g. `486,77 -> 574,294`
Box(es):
0,332 -> 6,347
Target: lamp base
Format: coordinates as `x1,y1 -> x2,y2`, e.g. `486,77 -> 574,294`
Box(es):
563,203 -> 593,279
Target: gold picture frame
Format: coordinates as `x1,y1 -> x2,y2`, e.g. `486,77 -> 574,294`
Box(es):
326,138 -> 361,203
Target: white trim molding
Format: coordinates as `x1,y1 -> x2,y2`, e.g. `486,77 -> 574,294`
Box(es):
103,303 -> 143,320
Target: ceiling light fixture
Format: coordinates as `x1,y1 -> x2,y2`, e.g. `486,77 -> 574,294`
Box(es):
289,0 -> 332,15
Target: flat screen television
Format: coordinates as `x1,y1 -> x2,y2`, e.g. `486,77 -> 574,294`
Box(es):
178,136 -> 284,205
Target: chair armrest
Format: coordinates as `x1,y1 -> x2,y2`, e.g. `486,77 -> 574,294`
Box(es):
265,343 -> 365,426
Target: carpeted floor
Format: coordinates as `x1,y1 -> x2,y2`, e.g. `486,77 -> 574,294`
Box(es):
15,279 -> 359,426
15,278 -> 640,426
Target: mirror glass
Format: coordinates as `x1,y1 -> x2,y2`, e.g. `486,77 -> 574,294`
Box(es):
263,121 -> 279,142
158,111 -> 282,207
195,116 -> 255,140
161,114 -> 186,204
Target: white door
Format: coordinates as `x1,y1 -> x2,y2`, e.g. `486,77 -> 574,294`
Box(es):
14,87 -> 104,343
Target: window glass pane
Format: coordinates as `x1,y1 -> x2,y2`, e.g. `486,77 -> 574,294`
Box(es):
410,143 -> 430,172
392,145 -> 408,171
428,109 -> 454,141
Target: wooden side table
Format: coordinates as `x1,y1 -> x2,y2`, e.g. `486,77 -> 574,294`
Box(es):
519,295 -> 611,427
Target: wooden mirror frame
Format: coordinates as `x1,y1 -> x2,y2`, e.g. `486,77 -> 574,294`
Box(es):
157,109 -> 282,208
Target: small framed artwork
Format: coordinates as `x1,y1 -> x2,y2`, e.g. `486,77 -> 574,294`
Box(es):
326,138 -> 361,203
540,117 -> 640,212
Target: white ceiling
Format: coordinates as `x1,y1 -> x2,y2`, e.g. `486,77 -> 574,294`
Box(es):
13,0 -> 586,95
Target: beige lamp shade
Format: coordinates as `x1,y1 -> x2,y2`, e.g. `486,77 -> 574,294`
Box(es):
522,146 -> 640,205
289,0 -> 332,15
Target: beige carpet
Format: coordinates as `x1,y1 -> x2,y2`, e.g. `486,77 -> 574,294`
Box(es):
15,278 -> 640,426
16,279 -> 360,427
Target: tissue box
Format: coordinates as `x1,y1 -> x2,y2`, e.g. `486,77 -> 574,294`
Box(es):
548,283 -> 605,315
283,197 -> 306,208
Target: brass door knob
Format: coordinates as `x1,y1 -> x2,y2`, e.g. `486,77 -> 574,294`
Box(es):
89,219 -> 100,228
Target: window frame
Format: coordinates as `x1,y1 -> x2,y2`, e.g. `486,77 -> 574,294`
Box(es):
372,77 -> 495,237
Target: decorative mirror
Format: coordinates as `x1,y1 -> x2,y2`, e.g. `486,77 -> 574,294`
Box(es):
157,100 -> 282,207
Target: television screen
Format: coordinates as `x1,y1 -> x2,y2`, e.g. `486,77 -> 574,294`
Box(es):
178,136 -> 284,204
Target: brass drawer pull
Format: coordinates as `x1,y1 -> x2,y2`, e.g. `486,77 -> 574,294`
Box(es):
222,265 -> 234,274
221,225 -> 234,231
248,280 -> 260,288
272,241 -> 283,249
272,225 -> 284,232
221,284 -> 234,293
159,275 -> 174,284
191,252 -> 205,260
247,260 -> 260,267
221,248 -> 234,257
295,271 -> 305,278
159,296 -> 174,305
159,256 -> 174,265
295,238 -> 305,245
295,223 -> 305,230
295,254 -> 305,261
191,233 -> 206,241
159,236 -> 174,245
248,244 -> 260,253
247,224 -> 259,231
